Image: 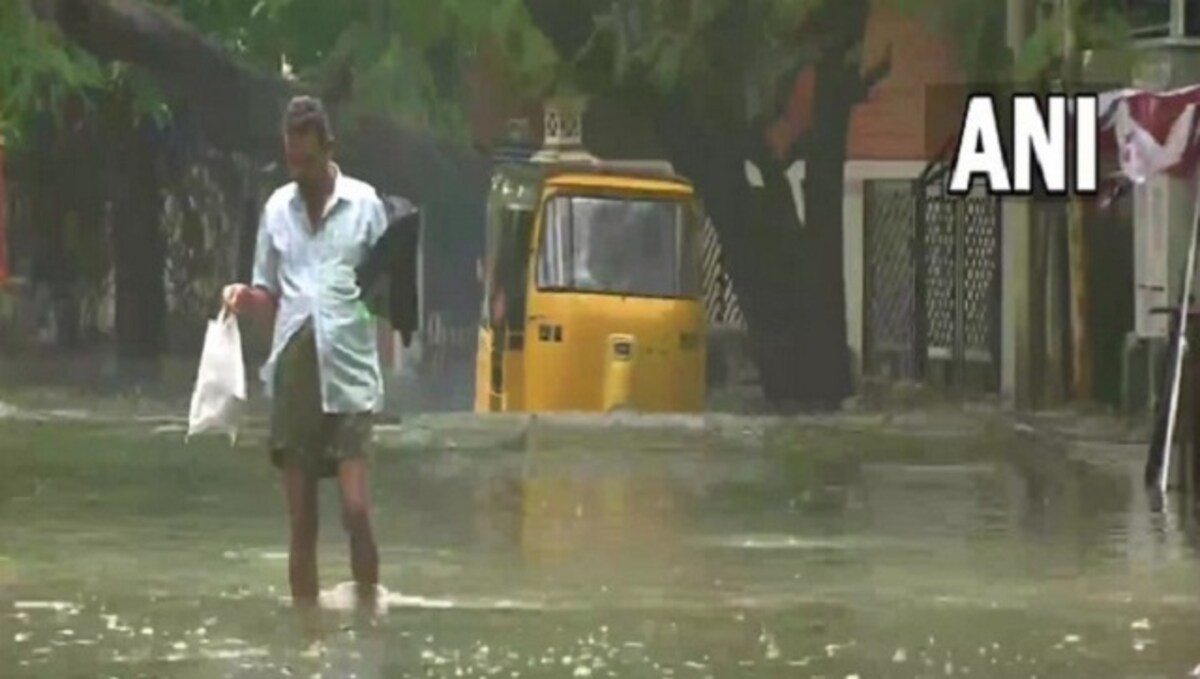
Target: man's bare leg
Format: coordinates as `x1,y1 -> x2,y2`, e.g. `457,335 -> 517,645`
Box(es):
282,465 -> 320,605
336,457 -> 379,602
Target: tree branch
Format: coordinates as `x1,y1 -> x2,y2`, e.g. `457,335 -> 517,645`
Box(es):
38,0 -> 487,203
761,43 -> 890,169
48,0 -> 287,156
853,45 -> 892,104
522,0 -> 607,59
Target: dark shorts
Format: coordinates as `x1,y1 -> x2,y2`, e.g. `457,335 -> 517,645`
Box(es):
269,322 -> 373,478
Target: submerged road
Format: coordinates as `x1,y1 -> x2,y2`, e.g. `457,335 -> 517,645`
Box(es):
0,409 -> 1193,677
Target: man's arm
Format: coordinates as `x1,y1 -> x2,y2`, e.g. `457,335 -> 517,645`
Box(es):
356,193 -> 392,302
366,193 -> 390,249
242,209 -> 280,320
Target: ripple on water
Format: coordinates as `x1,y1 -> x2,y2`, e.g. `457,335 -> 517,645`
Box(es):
13,601 -> 81,614
690,534 -> 865,551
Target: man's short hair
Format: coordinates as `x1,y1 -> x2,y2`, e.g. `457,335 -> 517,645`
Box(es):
283,95 -> 334,145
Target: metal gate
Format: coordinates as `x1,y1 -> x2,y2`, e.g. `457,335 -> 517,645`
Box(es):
863,181 -> 918,379
863,171 -> 1002,390
700,218 -> 745,330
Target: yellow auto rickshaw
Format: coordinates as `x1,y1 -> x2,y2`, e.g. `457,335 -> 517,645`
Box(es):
474,145 -> 707,413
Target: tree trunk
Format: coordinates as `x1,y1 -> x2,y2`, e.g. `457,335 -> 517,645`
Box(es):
581,85 -> 820,408
742,186 -> 818,408
792,1 -> 868,409
668,0 -> 867,411
641,0 -> 827,410
108,109 -> 167,377
26,112 -> 88,350
656,88 -> 815,409
587,0 -> 872,411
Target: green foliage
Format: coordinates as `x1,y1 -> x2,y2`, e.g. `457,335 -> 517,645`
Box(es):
173,0 -> 361,73
172,0 -> 558,140
1011,2 -> 1132,84
3,0 -> 558,147
582,0 -> 1133,117
547,0 -> 829,126
923,0 -> 1132,84
915,0 -> 1009,83
3,0 -> 1134,151
565,0 -> 1056,125
0,3 -> 106,147
596,0 -> 819,92
121,69 -> 173,128
338,0 -> 557,139
0,3 -> 183,150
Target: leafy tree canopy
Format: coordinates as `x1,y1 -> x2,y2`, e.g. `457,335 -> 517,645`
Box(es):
1,0 -> 1135,149
0,2 -> 104,145
527,0 -> 1132,133
2,0 -> 559,146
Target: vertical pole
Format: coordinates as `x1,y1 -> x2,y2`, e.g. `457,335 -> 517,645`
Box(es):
1045,219 -> 1067,404
954,196 -> 967,390
913,178 -> 929,381
417,207 -> 426,334
1068,202 -> 1091,396
0,127 -> 8,289
409,206 -> 426,377
1188,317 -> 1200,495
1063,0 -> 1093,400
1004,0 -> 1035,408
862,182 -> 875,377
993,198 -> 1004,390
1147,180 -> 1200,491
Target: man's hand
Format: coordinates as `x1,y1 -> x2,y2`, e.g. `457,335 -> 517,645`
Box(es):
222,283 -> 251,314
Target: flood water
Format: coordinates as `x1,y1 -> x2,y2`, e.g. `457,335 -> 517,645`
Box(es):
1,414 -> 1199,677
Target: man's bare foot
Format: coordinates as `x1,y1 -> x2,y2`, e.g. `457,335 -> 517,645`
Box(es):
319,581 -> 388,616
292,598 -> 324,645
355,582 -> 377,603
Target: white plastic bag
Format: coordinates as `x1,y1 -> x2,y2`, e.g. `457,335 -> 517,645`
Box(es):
187,309 -> 246,443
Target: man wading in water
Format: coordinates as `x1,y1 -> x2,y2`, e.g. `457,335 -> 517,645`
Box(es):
223,96 -> 385,608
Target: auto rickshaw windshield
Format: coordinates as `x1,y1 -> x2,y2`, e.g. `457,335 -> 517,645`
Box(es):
535,194 -> 699,299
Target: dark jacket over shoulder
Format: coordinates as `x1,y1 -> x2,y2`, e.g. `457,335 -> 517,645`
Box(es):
356,195 -> 421,346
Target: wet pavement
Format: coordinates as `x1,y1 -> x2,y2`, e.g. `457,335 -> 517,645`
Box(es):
0,412 -> 1197,677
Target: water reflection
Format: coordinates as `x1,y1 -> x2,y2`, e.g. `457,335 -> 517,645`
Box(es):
514,448 -> 681,571
3,420 -> 1200,676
